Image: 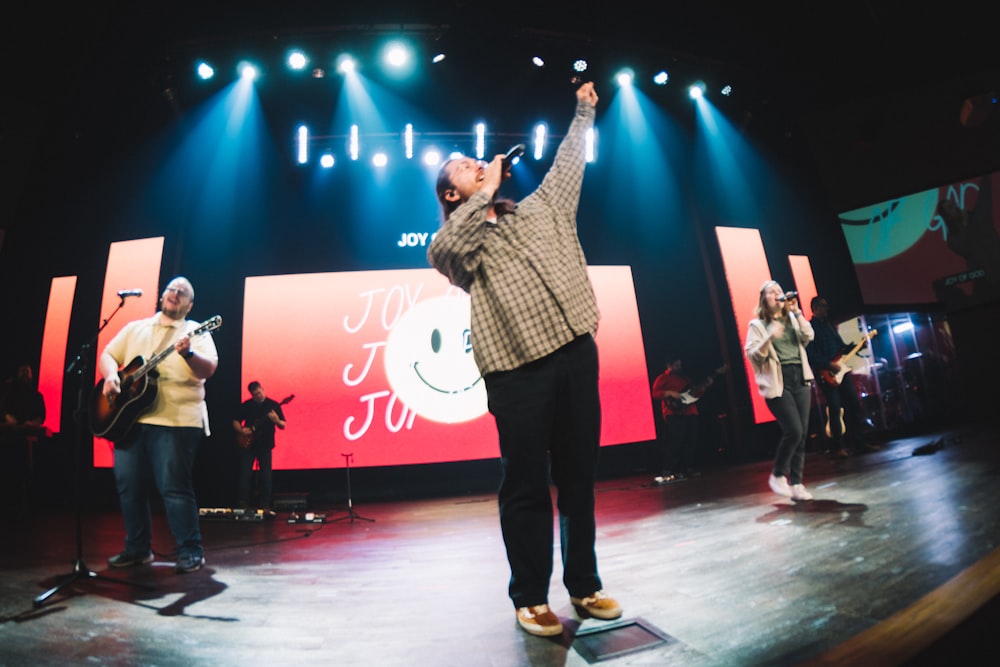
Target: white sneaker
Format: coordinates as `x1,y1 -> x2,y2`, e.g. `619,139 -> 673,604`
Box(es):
791,484 -> 813,501
768,474 -> 792,498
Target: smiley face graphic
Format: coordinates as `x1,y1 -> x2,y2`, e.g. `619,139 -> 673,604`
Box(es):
384,294 -> 487,423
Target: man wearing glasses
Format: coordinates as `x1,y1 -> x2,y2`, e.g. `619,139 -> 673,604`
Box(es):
98,276 -> 218,573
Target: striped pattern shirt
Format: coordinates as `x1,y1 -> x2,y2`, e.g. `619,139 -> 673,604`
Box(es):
428,101 -> 599,375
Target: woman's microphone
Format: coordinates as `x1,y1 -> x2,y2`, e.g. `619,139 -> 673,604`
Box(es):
776,291 -> 798,302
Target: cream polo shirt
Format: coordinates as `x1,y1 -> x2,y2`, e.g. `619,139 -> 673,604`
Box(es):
102,314 -> 219,435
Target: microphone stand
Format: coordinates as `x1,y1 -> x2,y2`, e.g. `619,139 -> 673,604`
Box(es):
34,296 -> 153,608
329,453 -> 374,524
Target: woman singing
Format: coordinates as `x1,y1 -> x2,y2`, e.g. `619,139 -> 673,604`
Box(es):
744,281 -> 815,501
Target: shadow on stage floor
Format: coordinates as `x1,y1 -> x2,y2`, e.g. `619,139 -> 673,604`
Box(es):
1,419 -> 998,666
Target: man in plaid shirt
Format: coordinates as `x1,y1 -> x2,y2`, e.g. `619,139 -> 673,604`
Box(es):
428,82 -> 621,637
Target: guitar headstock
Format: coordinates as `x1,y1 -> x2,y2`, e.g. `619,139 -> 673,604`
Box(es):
280,394 -> 295,406
193,315 -> 223,336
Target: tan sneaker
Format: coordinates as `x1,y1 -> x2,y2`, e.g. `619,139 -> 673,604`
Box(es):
516,604 -> 563,637
570,590 -> 622,620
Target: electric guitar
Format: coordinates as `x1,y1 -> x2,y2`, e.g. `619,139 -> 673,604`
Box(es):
236,394 -> 295,449
89,316 -> 222,441
819,330 -> 877,387
664,364 -> 729,412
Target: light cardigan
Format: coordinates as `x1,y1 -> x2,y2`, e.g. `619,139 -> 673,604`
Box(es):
744,313 -> 814,399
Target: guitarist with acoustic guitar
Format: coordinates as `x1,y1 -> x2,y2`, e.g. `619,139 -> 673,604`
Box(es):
97,276 -> 219,574
232,381 -> 289,511
650,356 -> 728,485
806,296 -> 879,459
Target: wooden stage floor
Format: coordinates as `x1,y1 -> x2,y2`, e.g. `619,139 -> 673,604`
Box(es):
2,420 -> 998,666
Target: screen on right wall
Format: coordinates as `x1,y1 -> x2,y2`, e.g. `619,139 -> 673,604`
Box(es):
839,171 -> 1000,309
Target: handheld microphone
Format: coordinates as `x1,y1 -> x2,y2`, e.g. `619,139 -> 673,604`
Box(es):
776,291 -> 798,302
501,143 -> 526,171
117,289 -> 143,298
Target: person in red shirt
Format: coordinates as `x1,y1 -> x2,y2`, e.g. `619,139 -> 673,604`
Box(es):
651,356 -> 708,484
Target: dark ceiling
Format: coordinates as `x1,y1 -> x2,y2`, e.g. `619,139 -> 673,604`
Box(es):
3,1 -> 999,212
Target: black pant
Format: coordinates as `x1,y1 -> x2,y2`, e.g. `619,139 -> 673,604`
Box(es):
239,444 -> 273,509
658,414 -> 699,474
484,334 -> 604,609
818,374 -> 865,449
765,364 -> 811,486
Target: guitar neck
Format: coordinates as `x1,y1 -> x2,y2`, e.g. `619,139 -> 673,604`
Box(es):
131,344 -> 177,383
130,316 -> 222,382
842,332 -> 875,363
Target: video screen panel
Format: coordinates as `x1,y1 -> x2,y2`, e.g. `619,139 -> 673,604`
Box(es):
237,266 -> 654,469
840,172 -> 1000,308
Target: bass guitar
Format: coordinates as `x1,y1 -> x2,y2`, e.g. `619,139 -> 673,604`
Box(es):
236,394 -> 295,449
89,316 -> 222,441
819,330 -> 877,387
664,364 -> 729,412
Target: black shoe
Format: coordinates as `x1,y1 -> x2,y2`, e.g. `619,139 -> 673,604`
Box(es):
176,552 -> 205,574
108,550 -> 154,568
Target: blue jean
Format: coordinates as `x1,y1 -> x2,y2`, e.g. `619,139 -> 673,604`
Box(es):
484,334 -> 604,609
765,364 -> 812,485
112,423 -> 203,558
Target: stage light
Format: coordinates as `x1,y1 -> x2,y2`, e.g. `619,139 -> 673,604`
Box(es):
384,41 -> 410,68
349,125 -> 359,161
296,125 -> 309,165
320,153 -> 335,168
532,123 -> 547,160
372,151 -> 388,168
448,150 -> 464,160
404,124 -> 414,159
238,62 -> 259,81
585,127 -> 596,163
287,50 -> 308,71
475,122 -> 486,160
311,68 -> 326,79
432,53 -> 446,63
196,61 -> 214,80
573,59 -> 588,73
337,54 -> 357,75
422,148 -> 442,166
532,56 -> 545,67
893,321 -> 915,334
615,68 -> 635,87
688,81 -> 706,99
653,71 -> 669,86
721,84 -> 733,96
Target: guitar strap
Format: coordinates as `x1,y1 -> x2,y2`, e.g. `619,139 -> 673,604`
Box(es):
151,321 -> 181,357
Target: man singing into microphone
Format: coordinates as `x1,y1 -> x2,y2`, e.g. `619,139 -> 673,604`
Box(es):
428,82 -> 621,637
98,276 -> 218,574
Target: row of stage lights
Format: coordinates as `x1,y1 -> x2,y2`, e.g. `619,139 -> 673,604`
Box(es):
294,122 -> 599,169
192,40 -> 735,99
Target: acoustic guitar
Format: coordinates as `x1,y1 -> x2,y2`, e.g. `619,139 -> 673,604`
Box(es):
819,330 -> 877,387
89,316 -> 222,441
236,394 -> 295,449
